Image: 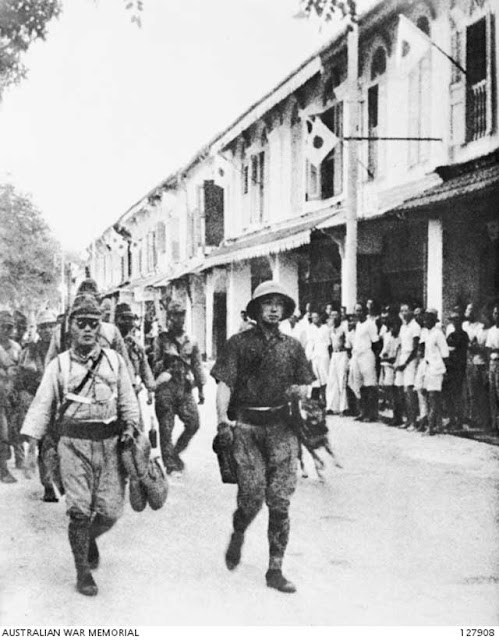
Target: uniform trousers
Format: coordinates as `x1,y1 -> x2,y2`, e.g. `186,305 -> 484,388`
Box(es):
232,419 -> 298,571
155,382 -> 200,470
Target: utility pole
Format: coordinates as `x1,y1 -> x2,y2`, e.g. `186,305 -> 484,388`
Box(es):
344,16 -> 359,313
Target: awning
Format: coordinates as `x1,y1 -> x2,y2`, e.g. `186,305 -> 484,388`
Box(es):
201,207 -> 344,270
153,257 -> 206,288
392,152 -> 499,213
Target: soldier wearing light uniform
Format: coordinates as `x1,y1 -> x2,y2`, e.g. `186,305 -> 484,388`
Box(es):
45,278 -> 136,388
153,299 -> 205,474
211,281 -> 314,593
21,295 -> 140,597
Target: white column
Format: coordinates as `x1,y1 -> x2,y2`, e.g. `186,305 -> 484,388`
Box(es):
273,253 -> 299,308
343,21 -> 360,312
427,218 -> 443,318
205,272 -> 215,359
227,261 -> 251,338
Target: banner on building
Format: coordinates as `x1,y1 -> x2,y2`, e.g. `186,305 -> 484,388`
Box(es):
305,115 -> 339,166
108,227 -> 129,257
212,154 -> 230,188
396,14 -> 431,70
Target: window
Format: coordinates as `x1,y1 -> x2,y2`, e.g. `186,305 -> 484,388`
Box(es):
249,149 -> 266,223
290,104 -> 303,212
242,165 -> 249,195
408,18 -> 431,167
170,217 -> 180,263
156,222 -> 166,254
367,47 -> 387,180
321,102 -> 344,198
466,17 -> 490,141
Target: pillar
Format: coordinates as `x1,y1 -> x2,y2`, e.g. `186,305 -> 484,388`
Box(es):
427,218 -> 443,319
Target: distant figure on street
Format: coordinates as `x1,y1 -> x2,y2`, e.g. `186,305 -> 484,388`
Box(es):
153,299 -> 205,474
422,308 -> 449,436
21,294 -> 140,597
16,309 -> 58,499
0,311 -> 22,483
211,280 -> 314,593
485,303 -> 499,433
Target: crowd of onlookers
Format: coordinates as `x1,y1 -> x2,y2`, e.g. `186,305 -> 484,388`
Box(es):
272,299 -> 499,436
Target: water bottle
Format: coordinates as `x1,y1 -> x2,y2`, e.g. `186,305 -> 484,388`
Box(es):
149,417 -> 158,449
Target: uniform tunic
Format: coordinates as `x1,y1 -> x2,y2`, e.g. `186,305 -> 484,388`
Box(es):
21,347 -> 139,519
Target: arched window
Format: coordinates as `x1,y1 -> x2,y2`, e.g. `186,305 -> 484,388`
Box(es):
417,15 -> 430,36
370,47 -> 387,81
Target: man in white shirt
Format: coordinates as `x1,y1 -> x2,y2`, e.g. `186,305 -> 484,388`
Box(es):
485,303 -> 499,433
423,309 -> 449,436
351,303 -> 379,422
396,303 -> 421,430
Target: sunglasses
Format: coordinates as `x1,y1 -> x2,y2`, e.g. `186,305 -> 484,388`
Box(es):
75,318 -> 100,330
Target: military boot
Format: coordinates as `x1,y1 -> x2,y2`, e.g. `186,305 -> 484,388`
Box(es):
225,532 -> 244,570
0,460 -> 16,484
68,513 -> 98,596
265,569 -> 296,594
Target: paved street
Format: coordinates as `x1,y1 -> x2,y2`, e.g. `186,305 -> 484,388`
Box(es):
1,378 -> 499,626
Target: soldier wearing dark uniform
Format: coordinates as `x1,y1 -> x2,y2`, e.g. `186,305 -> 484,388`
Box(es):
0,311 -> 22,483
115,302 -> 155,403
21,295 -> 140,597
153,300 -> 205,474
211,281 -> 314,593
16,309 -> 58,498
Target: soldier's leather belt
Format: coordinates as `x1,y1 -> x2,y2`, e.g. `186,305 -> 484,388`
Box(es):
61,421 -> 121,441
237,404 -> 289,426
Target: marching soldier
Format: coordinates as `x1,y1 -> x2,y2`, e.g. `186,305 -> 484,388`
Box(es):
21,294 -> 140,597
211,281 -> 314,593
115,302 -> 155,403
153,299 -> 205,474
16,309 -> 58,498
0,311 -> 22,483
45,278 -> 136,389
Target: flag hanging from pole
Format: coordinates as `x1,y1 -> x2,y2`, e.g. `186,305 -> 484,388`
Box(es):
212,154 -> 230,188
305,116 -> 339,166
108,227 -> 128,257
396,14 -> 431,70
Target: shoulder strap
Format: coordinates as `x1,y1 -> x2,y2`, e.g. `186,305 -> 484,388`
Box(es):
56,349 -> 105,423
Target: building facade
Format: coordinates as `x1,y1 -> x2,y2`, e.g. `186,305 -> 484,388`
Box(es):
86,0 -> 499,358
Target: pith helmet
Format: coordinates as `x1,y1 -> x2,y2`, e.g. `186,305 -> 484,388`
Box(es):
69,294 -> 101,319
246,280 -> 296,321
36,310 -> 57,326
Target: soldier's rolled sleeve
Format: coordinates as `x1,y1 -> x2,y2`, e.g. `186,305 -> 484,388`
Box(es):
191,342 -> 206,388
21,360 -> 60,440
116,354 -> 140,428
211,335 -> 238,389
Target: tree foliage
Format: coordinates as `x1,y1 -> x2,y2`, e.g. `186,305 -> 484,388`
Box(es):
0,0 -> 145,98
0,183 -> 60,312
0,0 -> 61,96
